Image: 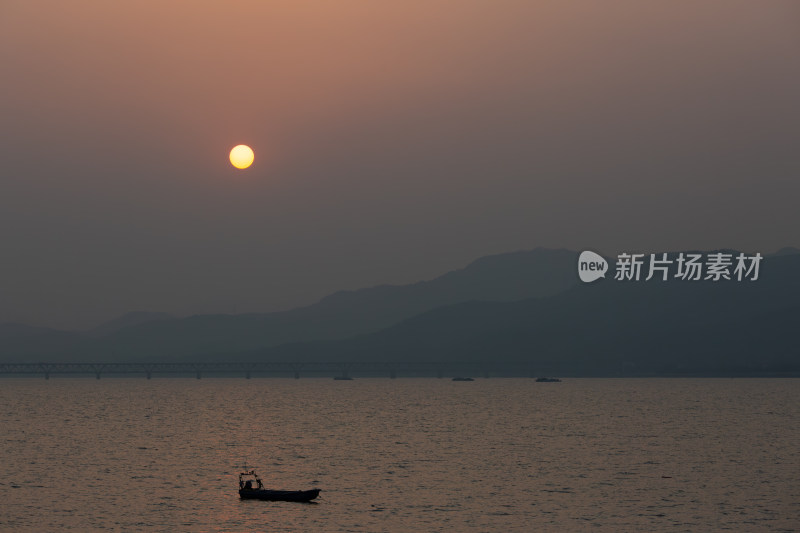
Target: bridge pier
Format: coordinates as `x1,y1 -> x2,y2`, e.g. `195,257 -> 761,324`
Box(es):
90,365 -> 105,380
39,364 -> 53,380
337,364 -> 351,380
291,363 -> 303,379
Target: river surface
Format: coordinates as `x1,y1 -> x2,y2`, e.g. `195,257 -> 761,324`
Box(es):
0,378 -> 797,532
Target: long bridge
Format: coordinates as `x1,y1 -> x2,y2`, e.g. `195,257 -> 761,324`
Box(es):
0,362 -> 536,380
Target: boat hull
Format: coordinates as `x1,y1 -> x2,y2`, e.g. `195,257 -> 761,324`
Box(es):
239,488 -> 321,502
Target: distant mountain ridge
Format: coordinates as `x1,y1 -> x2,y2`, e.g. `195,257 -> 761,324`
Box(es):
3,247 -> 798,375
88,311 -> 174,338
0,247 -> 578,361
246,253 -> 800,375
770,246 -> 800,257
0,323 -> 82,360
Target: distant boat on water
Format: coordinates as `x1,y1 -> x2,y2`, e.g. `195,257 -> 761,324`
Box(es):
238,469 -> 321,503
451,377 -> 474,381
535,377 -> 562,382
333,376 -> 353,380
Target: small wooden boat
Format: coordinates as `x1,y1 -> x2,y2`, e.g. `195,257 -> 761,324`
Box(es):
238,469 -> 321,502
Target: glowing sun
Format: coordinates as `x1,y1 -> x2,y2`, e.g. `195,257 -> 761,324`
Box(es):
229,145 -> 254,169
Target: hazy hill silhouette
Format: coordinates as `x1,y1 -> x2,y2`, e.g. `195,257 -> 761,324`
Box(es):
770,246 -> 800,257
0,323 -> 83,360
88,311 -> 174,338
243,253 -> 800,375
3,248 -> 797,375
0,248 -> 577,361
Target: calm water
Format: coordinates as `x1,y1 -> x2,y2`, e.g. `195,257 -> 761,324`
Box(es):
0,378 -> 797,532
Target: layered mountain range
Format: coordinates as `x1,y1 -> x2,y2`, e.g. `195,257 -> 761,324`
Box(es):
2,247 -> 798,375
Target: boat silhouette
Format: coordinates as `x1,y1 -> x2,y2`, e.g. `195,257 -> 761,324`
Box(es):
238,469 -> 321,502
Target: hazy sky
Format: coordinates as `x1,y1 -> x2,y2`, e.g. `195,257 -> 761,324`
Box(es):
1,1 -> 798,329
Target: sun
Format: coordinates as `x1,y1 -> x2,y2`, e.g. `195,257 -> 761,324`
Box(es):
229,145 -> 254,169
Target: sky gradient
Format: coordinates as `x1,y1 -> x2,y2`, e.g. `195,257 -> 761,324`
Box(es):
1,1 -> 799,329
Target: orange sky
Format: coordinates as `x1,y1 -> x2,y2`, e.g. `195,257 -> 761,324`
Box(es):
1,1 -> 799,328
